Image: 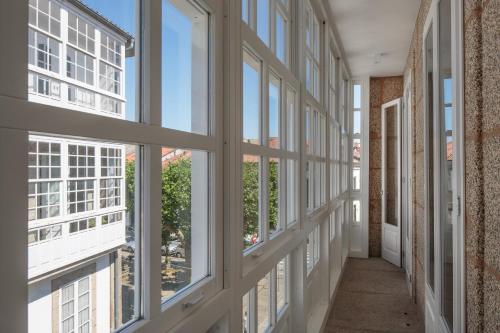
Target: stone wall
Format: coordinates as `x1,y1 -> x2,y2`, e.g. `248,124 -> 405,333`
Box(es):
463,0 -> 500,331
403,0 -> 500,327
368,76 -> 403,257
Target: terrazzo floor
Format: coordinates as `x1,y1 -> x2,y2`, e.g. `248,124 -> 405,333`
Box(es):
324,258 -> 424,332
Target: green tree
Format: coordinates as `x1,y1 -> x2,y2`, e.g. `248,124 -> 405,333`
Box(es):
161,158 -> 192,265
242,161 -> 259,246
268,161 -> 279,232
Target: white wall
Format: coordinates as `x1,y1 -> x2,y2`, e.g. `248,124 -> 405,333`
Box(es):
28,279 -> 52,333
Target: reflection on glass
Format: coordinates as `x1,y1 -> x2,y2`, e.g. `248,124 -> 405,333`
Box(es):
439,0 -> 453,328
353,84 -> 361,109
268,74 -> 280,148
276,11 -> 286,64
268,158 -> 280,235
353,200 -> 361,223
242,291 -> 250,333
305,106 -> 311,153
257,273 -> 270,333
257,0 -> 269,46
352,138 -> 361,190
353,110 -> 361,135
27,135 -> 139,332
160,147 -> 209,302
276,258 -> 286,314
385,105 -> 398,227
242,0 -> 249,23
243,50 -> 261,144
286,88 -> 296,152
425,25 -> 435,292
286,159 -> 297,225
243,155 -> 261,250
162,0 -> 209,134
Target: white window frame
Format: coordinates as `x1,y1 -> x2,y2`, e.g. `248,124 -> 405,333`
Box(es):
240,27 -> 300,271
59,276 -> 92,333
422,0 -> 465,331
0,0 -> 224,332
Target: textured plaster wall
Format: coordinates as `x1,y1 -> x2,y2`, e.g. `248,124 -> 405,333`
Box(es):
368,76 -> 403,257
402,0 -> 500,328
463,0 -> 500,331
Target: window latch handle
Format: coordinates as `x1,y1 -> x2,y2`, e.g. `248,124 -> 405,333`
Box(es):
183,293 -> 205,309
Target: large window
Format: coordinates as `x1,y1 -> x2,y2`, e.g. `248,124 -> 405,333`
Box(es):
304,1 -> 320,100
67,47 -> 94,85
99,62 -> 121,95
160,148 -> 211,302
67,12 -> 95,54
241,256 -> 290,332
162,0 -> 209,135
28,28 -> 60,73
241,0 -> 290,66
29,0 -> 61,37
158,0 -> 217,310
306,225 -> 320,275
101,32 -> 122,67
352,84 -> 362,191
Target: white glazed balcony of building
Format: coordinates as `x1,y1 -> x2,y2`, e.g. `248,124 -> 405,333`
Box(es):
28,210 -> 126,279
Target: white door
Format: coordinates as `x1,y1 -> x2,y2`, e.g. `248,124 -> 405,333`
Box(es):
381,98 -> 401,267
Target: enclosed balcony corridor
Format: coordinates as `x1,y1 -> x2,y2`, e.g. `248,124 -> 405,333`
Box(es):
0,0 -> 498,332
325,258 -> 424,332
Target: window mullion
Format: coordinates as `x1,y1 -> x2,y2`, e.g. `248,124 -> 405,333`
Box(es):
142,144 -> 162,320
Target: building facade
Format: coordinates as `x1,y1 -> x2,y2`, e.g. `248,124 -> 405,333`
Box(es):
27,0 -> 132,332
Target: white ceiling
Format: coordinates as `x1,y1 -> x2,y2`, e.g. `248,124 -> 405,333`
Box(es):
327,0 -> 421,77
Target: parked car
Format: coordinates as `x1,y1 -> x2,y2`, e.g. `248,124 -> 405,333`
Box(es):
161,241 -> 185,258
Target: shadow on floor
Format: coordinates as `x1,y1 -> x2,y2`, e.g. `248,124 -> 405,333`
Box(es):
324,257 -> 424,332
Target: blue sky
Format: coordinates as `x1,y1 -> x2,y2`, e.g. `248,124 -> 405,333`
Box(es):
81,0 -> 136,121
243,63 -> 260,141
82,0 -> 193,131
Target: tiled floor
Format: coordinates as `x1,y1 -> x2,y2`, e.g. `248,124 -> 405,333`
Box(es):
324,258 -> 424,332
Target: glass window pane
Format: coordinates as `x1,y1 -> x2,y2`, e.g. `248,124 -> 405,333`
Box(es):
286,88 -> 296,152
160,148 -> 210,302
353,200 -> 361,223
257,273 -> 270,333
424,25 -> 435,292
27,0 -> 137,121
276,11 -> 286,64
353,84 -> 361,109
243,155 -> 261,250
162,0 -> 209,134
352,138 -> 361,191
27,135 -> 139,332
438,0 -> 453,327
276,258 -> 286,314
256,0 -> 269,46
268,73 -> 280,148
242,291 -> 251,333
268,158 -> 280,235
242,0 -> 249,23
353,110 -> 361,135
286,159 -> 297,225
243,50 -> 261,144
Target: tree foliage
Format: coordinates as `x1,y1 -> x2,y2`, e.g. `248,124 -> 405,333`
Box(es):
126,158 -> 278,252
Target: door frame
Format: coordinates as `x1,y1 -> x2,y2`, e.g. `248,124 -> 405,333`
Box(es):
381,98 -> 402,267
422,0 -> 465,331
